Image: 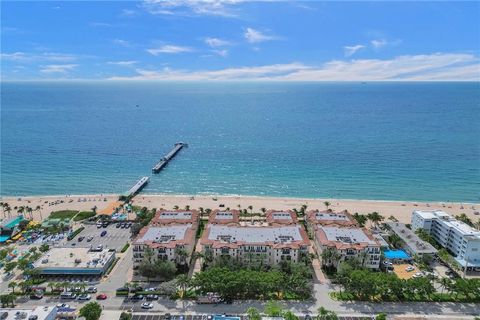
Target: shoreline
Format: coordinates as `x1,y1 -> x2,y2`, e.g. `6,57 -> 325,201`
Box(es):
1,193 -> 478,225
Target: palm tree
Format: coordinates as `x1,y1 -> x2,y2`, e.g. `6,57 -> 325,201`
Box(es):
35,205 -> 42,220
173,205 -> 179,210
5,205 -> 12,218
260,207 -> 266,214
248,205 -> 253,214
367,211 -> 384,229
47,282 -> 57,293
26,207 -> 33,220
175,274 -> 190,298
321,248 -> 342,270
438,277 -> 452,294
198,207 -> 204,214
175,247 -> 189,265
323,201 -> 331,210
388,215 -> 398,222
184,205 -> 190,211
8,281 -> 17,294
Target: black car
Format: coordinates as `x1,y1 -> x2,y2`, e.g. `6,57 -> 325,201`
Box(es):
78,236 -> 85,242
116,223 -> 121,228
131,294 -> 144,301
146,294 -> 158,300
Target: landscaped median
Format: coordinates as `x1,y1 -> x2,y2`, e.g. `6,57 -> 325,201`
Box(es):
120,243 -> 130,253
67,226 -> 84,240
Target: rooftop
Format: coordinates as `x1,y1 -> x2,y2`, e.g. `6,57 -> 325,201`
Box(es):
414,210 -> 480,237
151,209 -> 199,225
316,226 -> 379,250
208,210 -> 240,224
265,210 -> 297,225
202,224 -> 310,248
386,222 -> 438,255
0,306 -> 56,320
34,247 -> 114,270
134,224 -> 196,248
306,209 -> 357,226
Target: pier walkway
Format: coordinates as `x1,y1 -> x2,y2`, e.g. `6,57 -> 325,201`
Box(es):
152,142 -> 187,173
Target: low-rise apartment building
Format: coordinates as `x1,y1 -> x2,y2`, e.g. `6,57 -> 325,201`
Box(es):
412,210 -> 480,270
314,226 -> 381,269
306,209 -> 357,234
200,224 -> 310,265
265,210 -> 298,225
208,210 -> 240,225
151,209 -> 200,226
133,224 -> 196,267
386,222 -> 437,258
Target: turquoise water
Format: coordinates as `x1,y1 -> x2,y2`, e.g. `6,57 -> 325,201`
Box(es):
383,250 -> 410,260
1,82 -> 479,202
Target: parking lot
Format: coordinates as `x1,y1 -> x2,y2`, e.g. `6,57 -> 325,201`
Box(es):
67,223 -> 131,251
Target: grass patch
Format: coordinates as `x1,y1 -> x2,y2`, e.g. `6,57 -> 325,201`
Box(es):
49,210 -> 79,220
120,243 -> 130,253
196,219 -> 206,239
105,257 -> 120,276
67,227 -> 84,241
73,211 -> 96,221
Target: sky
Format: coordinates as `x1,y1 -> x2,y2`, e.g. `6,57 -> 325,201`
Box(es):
1,1 -> 480,81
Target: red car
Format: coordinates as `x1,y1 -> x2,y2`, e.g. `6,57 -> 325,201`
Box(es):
96,294 -> 107,300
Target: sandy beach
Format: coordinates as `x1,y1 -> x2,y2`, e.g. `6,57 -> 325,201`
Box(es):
1,194 -> 479,225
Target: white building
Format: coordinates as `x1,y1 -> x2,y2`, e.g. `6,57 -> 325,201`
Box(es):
314,226 -> 381,269
200,224 -> 310,265
0,306 -> 57,320
412,210 -> 480,270
133,224 -> 196,267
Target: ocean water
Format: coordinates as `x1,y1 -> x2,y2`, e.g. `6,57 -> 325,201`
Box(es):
1,81 -> 479,202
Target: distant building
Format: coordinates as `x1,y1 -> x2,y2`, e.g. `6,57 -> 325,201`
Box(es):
151,210 -> 200,226
386,222 -> 437,258
208,210 -> 240,225
306,209 -> 357,233
412,210 -> 480,270
200,224 -> 310,265
133,224 -> 196,267
0,215 -> 24,243
33,247 -> 115,276
265,210 -> 298,225
314,226 -> 381,269
0,306 -> 57,320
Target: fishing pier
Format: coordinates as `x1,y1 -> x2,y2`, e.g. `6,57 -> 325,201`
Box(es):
152,142 -> 187,173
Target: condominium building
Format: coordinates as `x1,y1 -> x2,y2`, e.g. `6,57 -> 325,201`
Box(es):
133,224 -> 196,267
412,210 -> 480,269
151,210 -> 200,226
265,210 -> 298,225
314,226 -> 381,269
200,224 -> 310,264
386,222 -> 437,257
306,209 -> 357,231
208,210 -> 240,225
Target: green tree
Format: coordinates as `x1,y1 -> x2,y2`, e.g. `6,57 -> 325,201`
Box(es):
246,307 -> 261,320
39,243 -> 50,253
376,313 -> 387,320
323,201 -> 331,210
248,205 -> 253,214
317,307 -> 338,320
79,302 -> 102,320
283,311 -> 299,320
0,294 -> 15,307
352,213 -> 368,227
264,300 -> 283,316
119,312 -> 132,320
176,274 -> 190,298
8,281 -> 17,294
367,212 -> 384,229
4,261 -> 17,273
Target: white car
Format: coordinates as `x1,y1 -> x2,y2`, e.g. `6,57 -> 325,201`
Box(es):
412,272 -> 424,278
141,302 -> 153,309
405,266 -> 415,272
56,303 -> 70,309
77,294 -> 91,300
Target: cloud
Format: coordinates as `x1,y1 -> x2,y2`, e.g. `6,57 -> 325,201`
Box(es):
107,53 -> 480,81
1,52 -> 77,63
120,9 -> 137,17
212,49 -> 228,57
113,39 -> 131,47
147,45 -> 193,55
142,0 -> 243,17
90,22 -> 112,27
107,61 -> 138,66
244,28 -> 278,43
40,64 -> 78,74
204,37 -> 231,47
344,45 -> 365,57
371,38 -> 401,49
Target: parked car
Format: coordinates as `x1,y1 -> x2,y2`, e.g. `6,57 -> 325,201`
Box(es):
96,294 -> 107,300
100,231 -> 107,237
141,302 -> 153,309
56,303 -> 70,308
116,223 -> 121,228
146,294 -> 158,300
87,287 -> 97,293
86,236 -> 94,242
131,294 -> 144,301
60,292 -> 76,300
405,265 -> 415,272
78,236 -> 85,242
77,294 -> 91,300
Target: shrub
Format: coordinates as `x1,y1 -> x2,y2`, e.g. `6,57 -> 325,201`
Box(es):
73,211 -> 96,221
120,243 -> 130,253
67,227 -> 84,240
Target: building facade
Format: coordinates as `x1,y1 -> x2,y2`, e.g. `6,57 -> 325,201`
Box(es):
412,210 -> 480,269
200,224 -> 310,265
314,226 -> 381,269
